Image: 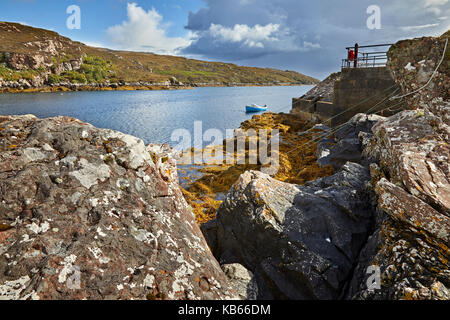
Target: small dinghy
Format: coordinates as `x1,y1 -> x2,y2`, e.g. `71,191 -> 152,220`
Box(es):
246,104 -> 268,113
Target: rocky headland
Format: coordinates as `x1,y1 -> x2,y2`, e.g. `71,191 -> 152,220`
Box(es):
0,31 -> 448,300
0,21 -> 318,94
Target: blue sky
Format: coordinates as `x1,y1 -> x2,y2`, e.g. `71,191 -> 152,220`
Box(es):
1,0 -> 449,79
1,0 -> 203,46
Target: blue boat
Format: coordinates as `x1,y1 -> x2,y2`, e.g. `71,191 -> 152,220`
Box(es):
246,104 -> 268,113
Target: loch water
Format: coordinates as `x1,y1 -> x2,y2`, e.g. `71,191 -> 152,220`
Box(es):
0,86 -> 313,146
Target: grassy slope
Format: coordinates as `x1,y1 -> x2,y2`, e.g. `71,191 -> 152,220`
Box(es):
0,21 -> 319,85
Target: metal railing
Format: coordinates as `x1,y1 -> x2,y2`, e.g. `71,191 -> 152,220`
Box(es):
342,43 -> 393,69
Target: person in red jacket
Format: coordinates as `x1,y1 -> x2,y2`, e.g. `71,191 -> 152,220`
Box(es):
348,49 -> 355,60
347,49 -> 355,68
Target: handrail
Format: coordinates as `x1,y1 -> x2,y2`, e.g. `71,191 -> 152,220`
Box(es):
345,44 -> 393,50
342,43 -> 392,69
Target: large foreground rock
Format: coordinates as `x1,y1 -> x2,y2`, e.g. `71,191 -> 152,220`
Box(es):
211,163 -> 375,299
0,115 -> 237,300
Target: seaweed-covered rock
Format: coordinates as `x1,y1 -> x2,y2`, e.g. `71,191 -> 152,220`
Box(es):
213,163 -> 375,299
0,115 -> 237,300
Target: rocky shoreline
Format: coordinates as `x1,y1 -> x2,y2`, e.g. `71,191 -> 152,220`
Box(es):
202,109 -> 449,300
194,32 -> 450,300
0,32 -> 448,300
0,81 -> 309,94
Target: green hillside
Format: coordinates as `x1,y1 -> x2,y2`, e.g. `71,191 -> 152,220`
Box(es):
0,21 -> 319,87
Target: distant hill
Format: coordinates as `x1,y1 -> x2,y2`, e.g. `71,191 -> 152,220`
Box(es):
0,21 -> 319,89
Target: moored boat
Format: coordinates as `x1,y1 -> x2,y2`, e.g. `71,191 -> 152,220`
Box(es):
246,104 -> 268,113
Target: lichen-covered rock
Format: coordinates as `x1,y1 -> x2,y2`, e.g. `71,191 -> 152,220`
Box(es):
0,115 -> 237,300
221,264 -> 258,300
376,179 -> 449,244
387,33 -> 449,124
212,163 -> 375,299
364,110 -> 450,216
348,109 -> 450,300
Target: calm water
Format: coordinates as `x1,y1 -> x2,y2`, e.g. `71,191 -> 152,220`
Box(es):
0,86 -> 312,146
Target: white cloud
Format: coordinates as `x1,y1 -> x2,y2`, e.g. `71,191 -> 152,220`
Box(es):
401,23 -> 440,31
182,0 -> 449,78
303,41 -> 321,49
424,0 -> 449,15
208,23 -> 280,48
424,0 -> 448,7
184,20 -> 319,60
83,41 -> 105,48
106,3 -> 191,55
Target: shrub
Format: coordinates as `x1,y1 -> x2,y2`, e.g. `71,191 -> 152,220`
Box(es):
47,74 -> 61,84
19,70 -> 35,81
79,55 -> 110,83
83,55 -> 108,67
0,53 -> 4,63
62,70 -> 87,84
0,65 -> 30,81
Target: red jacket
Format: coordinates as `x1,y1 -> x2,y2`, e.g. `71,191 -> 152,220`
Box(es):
348,50 -> 355,61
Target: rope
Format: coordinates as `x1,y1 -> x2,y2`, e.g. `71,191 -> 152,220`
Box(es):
373,99 -> 406,115
285,86 -> 401,155
389,37 -> 448,101
303,94 -> 404,152
268,81 -> 396,119
290,84 -> 398,138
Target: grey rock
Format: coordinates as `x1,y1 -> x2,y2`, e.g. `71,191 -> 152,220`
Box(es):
221,263 -> 258,300
387,36 -> 449,125
200,219 -> 219,255
0,115 -> 237,300
348,109 -> 450,300
317,113 -> 385,170
318,138 -> 361,170
214,163 -> 375,299
335,113 -> 385,141
301,72 -> 340,102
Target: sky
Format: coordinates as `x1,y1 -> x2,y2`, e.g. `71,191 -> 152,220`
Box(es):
1,0 -> 449,79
